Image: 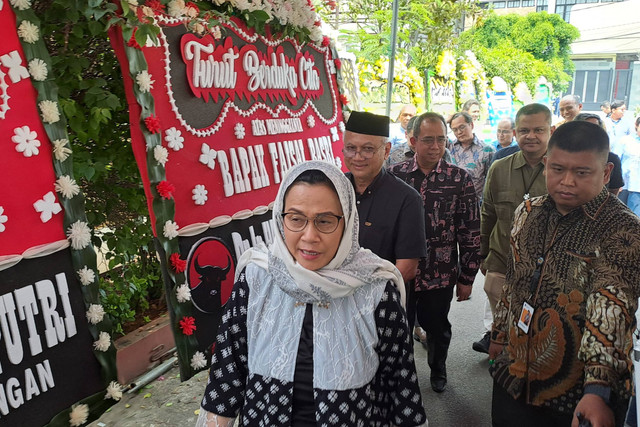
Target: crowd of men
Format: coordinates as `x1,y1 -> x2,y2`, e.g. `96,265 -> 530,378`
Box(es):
341,99 -> 640,426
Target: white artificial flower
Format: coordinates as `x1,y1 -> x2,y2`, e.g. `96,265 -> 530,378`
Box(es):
10,0 -> 32,10
39,100 -> 60,123
185,2 -> 199,18
33,191 -> 62,223
193,22 -> 206,35
153,145 -> 169,166
176,283 -> 191,303
163,220 -> 179,239
234,123 -> 245,140
211,26 -> 222,40
93,331 -> 111,351
69,404 -> 89,427
0,207 -> 7,233
191,351 -> 207,370
28,58 -> 47,81
306,115 -> 315,128
77,266 -> 96,286
165,127 -> 184,151
199,143 -> 217,169
67,220 -> 91,250
192,184 -> 208,205
18,20 -> 39,43
105,381 -> 124,401
338,121 -> 345,133
168,0 -> 186,17
55,175 -> 80,199
12,125 -> 40,157
53,139 -> 72,161
86,304 -> 105,325
135,70 -> 154,93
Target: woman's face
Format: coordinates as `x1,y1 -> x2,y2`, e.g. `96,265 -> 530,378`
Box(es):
283,183 -> 345,271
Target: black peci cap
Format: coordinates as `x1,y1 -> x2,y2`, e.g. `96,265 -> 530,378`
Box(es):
346,111 -> 390,137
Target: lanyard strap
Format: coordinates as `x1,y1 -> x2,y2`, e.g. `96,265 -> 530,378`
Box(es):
520,163 -> 543,199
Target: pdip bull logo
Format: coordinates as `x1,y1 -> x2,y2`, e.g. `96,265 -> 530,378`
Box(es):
191,255 -> 231,314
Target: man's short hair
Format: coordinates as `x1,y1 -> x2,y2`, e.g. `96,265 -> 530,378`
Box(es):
562,94 -> 581,105
406,116 -> 419,135
499,117 -> 515,129
574,112 -> 605,129
413,112 -> 447,137
635,116 -> 640,129
600,100 -> 611,109
448,111 -> 473,126
611,99 -> 626,110
548,121 -> 609,161
462,99 -> 480,112
515,103 -> 552,126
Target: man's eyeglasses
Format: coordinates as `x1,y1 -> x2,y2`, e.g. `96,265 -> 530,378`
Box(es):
451,124 -> 468,134
342,145 -> 384,159
497,130 -> 513,135
282,212 -> 343,234
417,137 -> 447,146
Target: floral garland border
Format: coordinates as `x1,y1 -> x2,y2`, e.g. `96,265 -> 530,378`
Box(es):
9,3 -> 121,427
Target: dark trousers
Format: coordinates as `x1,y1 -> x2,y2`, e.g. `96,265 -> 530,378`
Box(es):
415,286 -> 454,380
405,279 -> 416,332
492,380 -> 628,427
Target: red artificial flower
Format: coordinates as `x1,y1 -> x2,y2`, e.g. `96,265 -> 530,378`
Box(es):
127,28 -> 142,50
170,252 -> 186,273
144,115 -> 161,133
334,58 -> 342,70
321,36 -> 330,47
325,0 -> 337,9
145,0 -> 166,14
340,94 -> 349,105
179,316 -> 196,336
186,2 -> 199,15
157,180 -> 175,200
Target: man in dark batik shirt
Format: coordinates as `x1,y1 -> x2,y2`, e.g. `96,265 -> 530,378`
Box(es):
390,112 -> 481,393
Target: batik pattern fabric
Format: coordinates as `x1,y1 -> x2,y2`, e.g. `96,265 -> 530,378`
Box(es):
201,266 -> 427,427
390,158 -> 481,291
448,135 -> 495,200
491,189 -> 640,415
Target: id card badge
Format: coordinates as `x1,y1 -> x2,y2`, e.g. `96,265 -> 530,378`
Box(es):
518,301 -> 535,334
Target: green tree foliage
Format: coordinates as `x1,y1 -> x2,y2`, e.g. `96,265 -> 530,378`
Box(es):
322,0 -> 485,69
35,0 -> 164,334
458,11 -> 580,92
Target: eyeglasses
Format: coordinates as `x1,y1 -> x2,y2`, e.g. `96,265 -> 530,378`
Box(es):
451,124 -> 468,134
342,145 -> 384,159
417,137 -> 447,146
497,129 -> 513,135
282,212 -> 344,234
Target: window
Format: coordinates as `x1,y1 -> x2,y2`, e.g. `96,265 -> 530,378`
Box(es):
522,0 -> 534,6
536,0 -> 548,12
507,0 -> 521,7
493,1 -> 506,8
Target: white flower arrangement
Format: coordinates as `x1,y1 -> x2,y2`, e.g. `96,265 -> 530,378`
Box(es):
17,20 -> 39,43
168,0 -> 187,17
163,220 -> 179,239
105,381 -> 124,401
67,220 -> 92,250
154,145 -> 169,166
234,123 -> 245,140
176,283 -> 192,303
55,175 -> 80,199
77,266 -> 96,286
199,143 -> 217,169
165,127 -> 184,151
0,207 -> 7,233
190,351 -> 207,370
93,331 -> 111,352
28,58 -> 48,81
69,404 -> 89,427
12,125 -> 40,157
86,304 -> 105,325
39,99 -> 60,124
192,184 -> 208,205
10,0 -> 32,10
52,139 -> 72,161
135,70 -> 154,93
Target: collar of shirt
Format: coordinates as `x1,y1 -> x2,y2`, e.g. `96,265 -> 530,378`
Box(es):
453,134 -> 480,148
546,187 -> 611,221
512,150 -> 545,170
347,168 -> 386,197
406,156 -> 445,176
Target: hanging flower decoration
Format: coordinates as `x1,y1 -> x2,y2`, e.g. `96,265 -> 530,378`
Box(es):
55,175 -> 81,199
321,36 -> 330,47
179,316 -> 196,335
154,145 -> 169,166
105,381 -> 124,401
39,100 -> 60,123
10,0 -> 32,11
67,220 -> 92,250
28,58 -> 48,81
69,404 -> 89,427
52,139 -> 72,161
17,20 -> 39,43
163,219 -> 179,239
144,114 -> 161,133
190,351 -> 207,370
146,0 -> 166,14
135,70 -> 154,93
77,266 -> 96,286
93,331 -> 111,352
170,252 -> 186,273
156,180 -> 175,199
436,50 -> 457,81
86,304 -> 105,325
176,283 -> 191,303
339,94 -> 348,105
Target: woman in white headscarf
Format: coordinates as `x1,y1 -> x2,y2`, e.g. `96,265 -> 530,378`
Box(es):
197,161 -> 427,427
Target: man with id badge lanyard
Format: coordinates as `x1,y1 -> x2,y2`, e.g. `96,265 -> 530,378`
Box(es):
489,121 -> 640,427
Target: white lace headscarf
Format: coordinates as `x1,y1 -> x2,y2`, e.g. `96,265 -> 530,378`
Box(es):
235,160 -> 405,305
